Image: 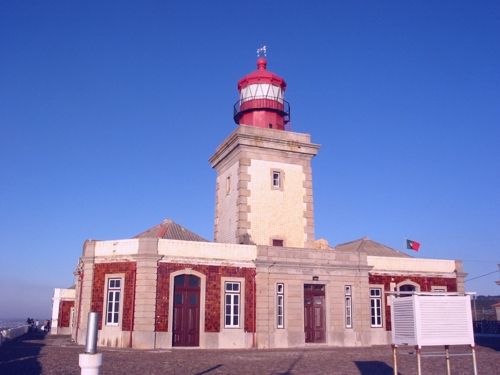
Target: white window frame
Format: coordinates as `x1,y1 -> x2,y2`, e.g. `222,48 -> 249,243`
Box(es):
226,175 -> 231,195
431,286 -> 447,293
276,283 -> 285,329
270,169 -> 284,190
370,288 -> 383,328
345,285 -> 352,329
272,171 -> 281,188
224,281 -> 241,328
105,277 -> 122,326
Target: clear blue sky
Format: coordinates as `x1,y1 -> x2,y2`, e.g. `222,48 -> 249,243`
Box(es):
1,1 -> 499,318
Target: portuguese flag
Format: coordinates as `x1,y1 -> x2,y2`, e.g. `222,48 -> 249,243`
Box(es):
406,239 -> 420,251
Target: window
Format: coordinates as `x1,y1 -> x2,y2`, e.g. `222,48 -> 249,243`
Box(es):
226,175 -> 231,195
277,283 -> 284,329
398,283 -> 416,297
106,278 -> 122,326
224,282 -> 240,328
345,285 -> 352,328
370,288 -> 382,327
272,239 -> 284,247
431,286 -> 447,293
272,170 -> 281,189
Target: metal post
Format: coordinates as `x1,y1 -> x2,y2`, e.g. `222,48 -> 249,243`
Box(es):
471,345 -> 478,375
79,312 -> 102,375
85,312 -> 99,354
445,345 -> 451,375
392,344 -> 398,375
416,346 -> 422,375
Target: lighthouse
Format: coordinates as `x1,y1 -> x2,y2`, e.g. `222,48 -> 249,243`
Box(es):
210,55 -> 319,248
233,57 -> 290,130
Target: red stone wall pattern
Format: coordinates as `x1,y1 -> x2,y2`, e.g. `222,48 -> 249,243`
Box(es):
58,300 -> 74,328
369,274 -> 457,330
91,262 -> 137,330
155,263 -> 256,333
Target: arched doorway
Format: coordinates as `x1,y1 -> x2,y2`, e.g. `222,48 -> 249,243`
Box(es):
172,274 -> 200,347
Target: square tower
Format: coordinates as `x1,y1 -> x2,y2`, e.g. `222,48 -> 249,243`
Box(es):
210,125 -> 319,248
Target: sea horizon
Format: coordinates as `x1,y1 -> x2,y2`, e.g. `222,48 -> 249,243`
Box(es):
0,318 -> 48,331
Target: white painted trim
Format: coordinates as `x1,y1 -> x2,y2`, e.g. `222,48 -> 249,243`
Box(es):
221,277 -> 245,330
102,274 -> 125,328
158,240 -> 257,262
367,256 -> 456,273
95,240 -> 139,256
369,285 -> 384,328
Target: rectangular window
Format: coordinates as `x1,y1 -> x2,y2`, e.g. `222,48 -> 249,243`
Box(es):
226,175 -> 231,195
106,278 -> 122,326
224,282 -> 240,328
277,283 -> 284,329
431,286 -> 447,293
370,288 -> 382,327
345,285 -> 352,328
272,239 -> 284,247
272,171 -> 281,189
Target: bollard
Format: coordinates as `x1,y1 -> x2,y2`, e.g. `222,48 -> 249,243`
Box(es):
79,312 -> 103,375
85,312 -> 99,354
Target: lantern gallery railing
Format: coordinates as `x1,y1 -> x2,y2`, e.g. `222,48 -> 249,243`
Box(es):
233,97 -> 290,124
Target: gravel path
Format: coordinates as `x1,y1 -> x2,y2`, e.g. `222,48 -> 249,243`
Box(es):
0,332 -> 498,374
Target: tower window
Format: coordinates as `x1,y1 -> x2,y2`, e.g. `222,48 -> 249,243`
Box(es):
226,175 -> 231,195
272,239 -> 284,247
272,170 -> 281,189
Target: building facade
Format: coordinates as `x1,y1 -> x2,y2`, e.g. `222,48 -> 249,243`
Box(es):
52,57 -> 466,349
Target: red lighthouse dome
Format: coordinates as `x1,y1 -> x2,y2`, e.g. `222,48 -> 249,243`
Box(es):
233,57 -> 290,130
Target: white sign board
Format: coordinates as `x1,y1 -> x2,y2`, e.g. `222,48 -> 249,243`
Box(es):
391,294 -> 474,347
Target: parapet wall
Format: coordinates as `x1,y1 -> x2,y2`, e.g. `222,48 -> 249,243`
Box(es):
0,325 -> 29,346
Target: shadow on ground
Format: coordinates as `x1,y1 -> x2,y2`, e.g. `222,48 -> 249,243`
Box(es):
355,360 -> 397,375
0,330 -> 46,375
475,335 -> 500,351
275,351 -> 304,375
195,364 -> 223,375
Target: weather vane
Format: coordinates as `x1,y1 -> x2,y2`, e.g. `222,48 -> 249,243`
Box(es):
256,45 -> 267,58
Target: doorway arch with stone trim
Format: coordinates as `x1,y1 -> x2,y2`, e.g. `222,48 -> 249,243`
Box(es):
168,269 -> 207,347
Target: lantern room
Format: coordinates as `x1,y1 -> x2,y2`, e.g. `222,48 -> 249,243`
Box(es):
233,57 -> 290,130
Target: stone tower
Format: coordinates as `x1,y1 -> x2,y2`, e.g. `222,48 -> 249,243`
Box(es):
210,56 -> 319,248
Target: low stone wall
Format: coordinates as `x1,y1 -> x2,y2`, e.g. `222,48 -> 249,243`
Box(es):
0,325 -> 29,346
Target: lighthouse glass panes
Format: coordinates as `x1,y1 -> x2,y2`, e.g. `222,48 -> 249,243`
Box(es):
240,84 -> 284,103
370,288 -> 382,327
106,278 -> 122,325
277,283 -> 285,328
224,282 -> 241,328
345,285 -> 352,328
